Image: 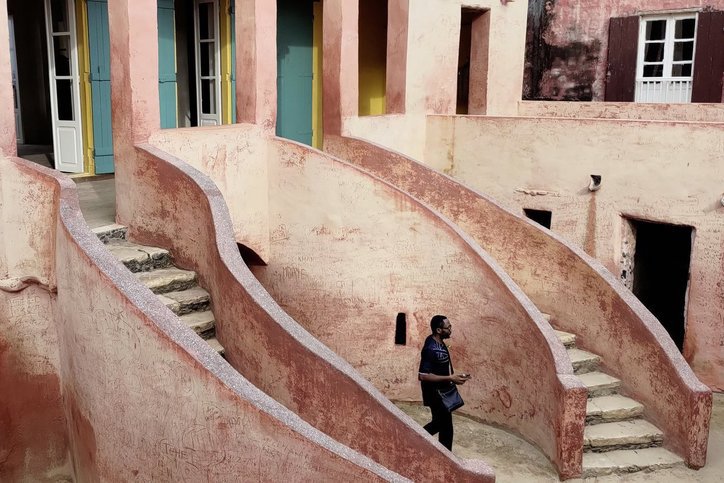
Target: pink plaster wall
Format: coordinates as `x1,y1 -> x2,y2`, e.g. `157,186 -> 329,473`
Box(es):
386,0 -> 409,114
103,3 -> 426,480
526,0 -> 724,101
421,116 -> 715,465
136,141 -> 494,481
0,161 -> 57,289
149,125 -> 271,262
518,100 -> 724,121
52,154 -> 402,481
251,137 -> 587,478
326,0 -> 528,158
323,0 -> 359,135
0,158 -> 69,481
108,0 -> 161,227
235,0 -> 276,131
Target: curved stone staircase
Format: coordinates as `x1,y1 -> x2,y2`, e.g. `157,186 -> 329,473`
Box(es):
549,317 -> 685,477
94,224 -> 224,356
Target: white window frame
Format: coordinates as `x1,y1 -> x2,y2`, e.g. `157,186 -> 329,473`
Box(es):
635,12 -> 698,103
193,0 -> 222,126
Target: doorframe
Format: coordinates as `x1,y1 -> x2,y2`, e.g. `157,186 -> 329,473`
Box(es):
8,16 -> 23,145
44,0 -> 85,173
620,214 -> 696,350
193,0 -> 222,126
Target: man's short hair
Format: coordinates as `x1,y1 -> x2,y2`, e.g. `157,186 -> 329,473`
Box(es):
430,315 -> 448,333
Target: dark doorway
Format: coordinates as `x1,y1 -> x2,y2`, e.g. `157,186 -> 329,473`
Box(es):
631,220 -> 693,351
9,0 -> 54,167
456,8 -> 488,114
524,208 -> 552,229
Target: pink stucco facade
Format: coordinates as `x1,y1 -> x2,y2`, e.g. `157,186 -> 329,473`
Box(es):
325,134 -> 713,468
424,114 -> 724,393
0,0 -> 718,480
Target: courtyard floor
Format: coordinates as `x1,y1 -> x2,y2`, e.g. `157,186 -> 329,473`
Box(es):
397,393 -> 723,482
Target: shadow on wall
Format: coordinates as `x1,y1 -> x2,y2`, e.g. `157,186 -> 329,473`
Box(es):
524,0 -> 600,101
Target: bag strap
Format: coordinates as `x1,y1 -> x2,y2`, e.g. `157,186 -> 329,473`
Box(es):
446,343 -> 454,375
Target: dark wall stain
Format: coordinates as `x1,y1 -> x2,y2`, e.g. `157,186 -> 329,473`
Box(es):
524,0 -> 600,101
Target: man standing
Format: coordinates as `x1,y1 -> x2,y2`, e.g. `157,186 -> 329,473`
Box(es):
418,315 -> 470,450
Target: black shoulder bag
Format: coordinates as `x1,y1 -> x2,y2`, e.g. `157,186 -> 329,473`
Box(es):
437,355 -> 464,412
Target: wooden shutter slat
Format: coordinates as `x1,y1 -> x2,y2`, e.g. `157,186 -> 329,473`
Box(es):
605,16 -> 639,102
692,11 -> 724,103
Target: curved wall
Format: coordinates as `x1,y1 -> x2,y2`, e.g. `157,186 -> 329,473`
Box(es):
325,133 -> 713,469
149,125 -> 271,262
131,144 -> 493,482
260,137 -> 587,477
0,158 -> 69,482
425,114 -> 723,395
151,127 -> 587,478
2,157 -> 406,482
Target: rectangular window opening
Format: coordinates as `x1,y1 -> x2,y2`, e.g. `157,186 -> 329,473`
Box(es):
524,208 -> 552,229
457,8 -> 489,115
635,13 -> 697,103
358,0 -> 388,116
394,312 -> 407,346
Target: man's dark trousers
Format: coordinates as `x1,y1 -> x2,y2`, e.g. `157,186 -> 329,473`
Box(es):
423,398 -> 453,450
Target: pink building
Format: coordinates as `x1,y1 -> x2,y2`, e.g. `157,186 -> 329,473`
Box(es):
0,0 -> 720,481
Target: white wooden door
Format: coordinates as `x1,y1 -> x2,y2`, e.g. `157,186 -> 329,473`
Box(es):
45,0 -> 83,173
9,16 -> 23,144
194,0 -> 222,126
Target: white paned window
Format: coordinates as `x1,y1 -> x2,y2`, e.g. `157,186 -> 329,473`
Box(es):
635,14 -> 697,103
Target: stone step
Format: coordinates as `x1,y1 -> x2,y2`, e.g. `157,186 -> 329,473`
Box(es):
93,223 -> 128,243
136,267 -> 197,294
582,447 -> 684,477
587,395 -> 645,424
181,310 -> 216,338
579,371 -> 621,398
207,337 -> 225,356
157,287 -> 211,315
568,348 -> 601,374
584,419 -> 664,452
106,239 -> 172,272
554,329 -> 576,348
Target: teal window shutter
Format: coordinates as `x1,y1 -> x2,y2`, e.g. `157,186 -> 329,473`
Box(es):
87,0 -> 114,174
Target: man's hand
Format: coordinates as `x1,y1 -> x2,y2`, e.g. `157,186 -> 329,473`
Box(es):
450,373 -> 471,385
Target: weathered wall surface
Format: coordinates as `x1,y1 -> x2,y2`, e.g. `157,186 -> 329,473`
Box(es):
330,0 -> 528,163
519,100 -> 724,121
149,124 -> 271,261
329,133 -> 714,467
524,0 -> 724,101
426,115 -> 723,395
49,150 -> 407,482
253,138 -> 586,477
0,159 -> 69,482
128,144 -> 491,481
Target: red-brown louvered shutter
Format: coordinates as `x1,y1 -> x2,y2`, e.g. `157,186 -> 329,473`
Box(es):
692,10 -> 724,103
605,16 -> 640,101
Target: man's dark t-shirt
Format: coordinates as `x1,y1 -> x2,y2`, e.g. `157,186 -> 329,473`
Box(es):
418,335 -> 452,406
